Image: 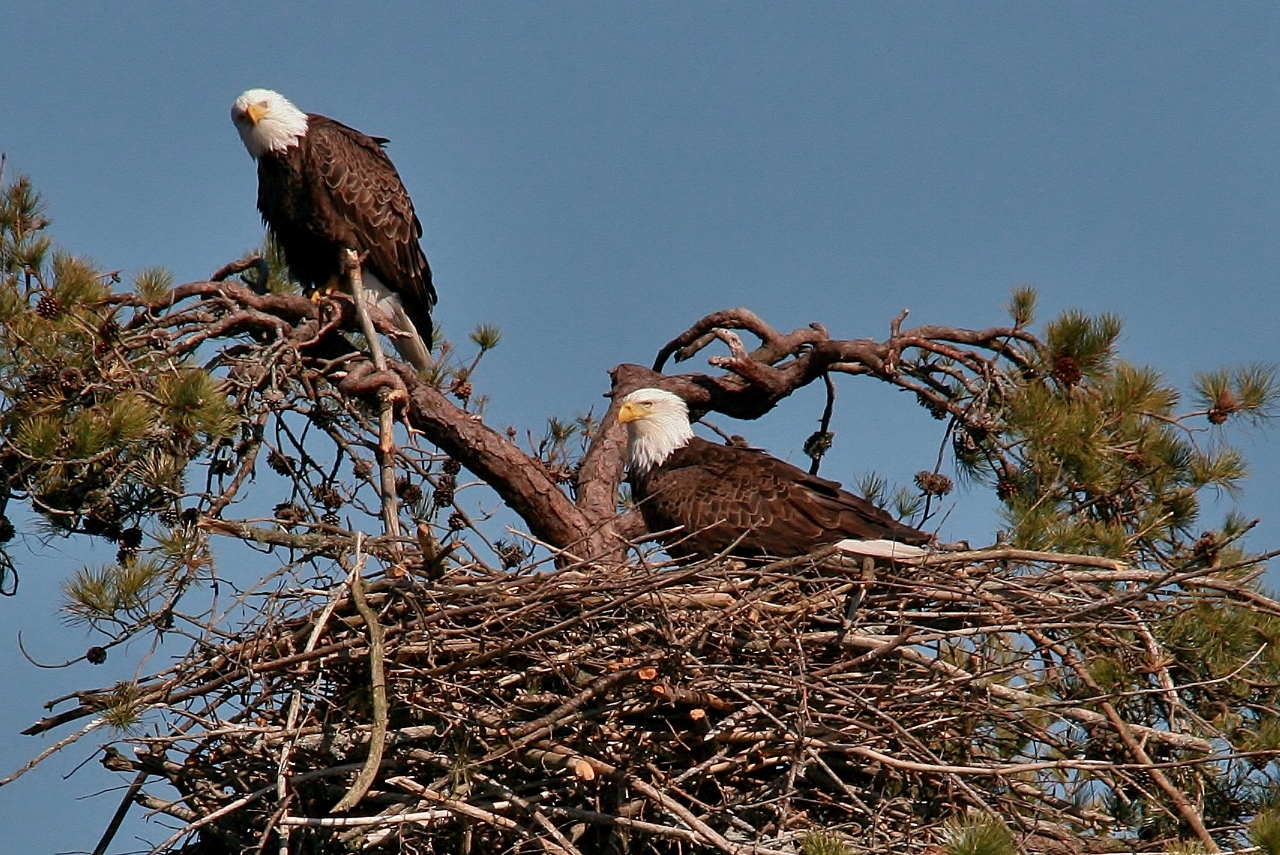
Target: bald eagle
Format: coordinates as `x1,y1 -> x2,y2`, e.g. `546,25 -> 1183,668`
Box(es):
231,89 -> 436,371
618,388 -> 932,560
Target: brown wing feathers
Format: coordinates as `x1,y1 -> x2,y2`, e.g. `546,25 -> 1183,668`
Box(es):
306,116 -> 437,340
632,437 -> 930,559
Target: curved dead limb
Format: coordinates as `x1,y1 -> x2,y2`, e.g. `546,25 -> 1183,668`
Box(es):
606,311 -> 1033,448
329,538 -> 388,814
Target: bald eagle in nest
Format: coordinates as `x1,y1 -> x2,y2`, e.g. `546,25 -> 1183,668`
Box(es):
618,388 -> 932,560
231,89 -> 436,372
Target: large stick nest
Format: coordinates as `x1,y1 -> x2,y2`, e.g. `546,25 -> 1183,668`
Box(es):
44,545 -> 1280,854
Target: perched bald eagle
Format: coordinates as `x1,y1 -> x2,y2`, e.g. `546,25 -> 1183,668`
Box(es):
231,89 -> 436,371
618,388 -> 932,560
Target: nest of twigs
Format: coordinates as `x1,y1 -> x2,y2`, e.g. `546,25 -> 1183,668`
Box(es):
39,545 -> 1280,854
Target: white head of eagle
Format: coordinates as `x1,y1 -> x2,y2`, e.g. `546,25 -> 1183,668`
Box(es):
231,89 -> 309,158
617,388 -> 696,473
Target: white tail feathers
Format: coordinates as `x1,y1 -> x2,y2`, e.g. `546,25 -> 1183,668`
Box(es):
835,539 -> 929,559
384,301 -> 433,372
363,272 -> 432,372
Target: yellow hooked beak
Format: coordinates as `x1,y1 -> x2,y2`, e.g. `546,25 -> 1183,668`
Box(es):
617,400 -> 645,424
241,101 -> 268,125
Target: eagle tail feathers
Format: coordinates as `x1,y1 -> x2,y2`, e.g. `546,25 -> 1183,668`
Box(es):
387,324 -> 433,373
361,272 -> 433,372
834,539 -> 930,559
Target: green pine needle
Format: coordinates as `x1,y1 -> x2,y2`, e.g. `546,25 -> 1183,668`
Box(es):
12,413 -> 64,459
1162,842 -> 1210,855
132,266 -> 175,303
1045,309 -> 1122,379
892,485 -> 924,520
800,831 -> 857,855
102,681 -> 144,733
52,251 -> 109,306
260,234 -> 299,294
1188,446 -> 1247,495
1252,811 -> 1280,855
156,369 -> 237,440
62,564 -> 117,619
11,235 -> 52,274
855,471 -> 887,506
470,323 -> 501,350
101,391 -> 156,447
1236,363 -> 1278,416
62,559 -> 165,623
942,811 -> 1018,855
1006,285 -> 1037,327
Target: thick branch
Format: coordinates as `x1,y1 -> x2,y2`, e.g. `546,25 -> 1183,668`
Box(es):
394,365 -> 596,554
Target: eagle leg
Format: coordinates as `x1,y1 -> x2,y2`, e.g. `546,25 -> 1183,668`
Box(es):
310,274 -> 347,302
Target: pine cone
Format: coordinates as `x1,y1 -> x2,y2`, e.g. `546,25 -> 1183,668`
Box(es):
23,365 -> 60,397
86,646 -> 107,665
311,483 -> 343,508
447,511 -> 467,531
1052,355 -> 1082,386
1122,451 -> 1147,469
441,458 -> 462,476
803,431 -> 834,461
496,542 -> 526,569
309,408 -> 337,429
88,500 -> 122,527
914,471 -> 954,497
1193,530 -> 1220,562
916,393 -> 950,421
58,367 -> 86,394
267,450 -> 294,476
34,294 -> 61,319
1207,390 -> 1237,425
0,515 -> 14,544
272,502 -> 306,527
395,476 -> 423,505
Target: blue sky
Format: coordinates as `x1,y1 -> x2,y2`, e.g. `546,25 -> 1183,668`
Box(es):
2,4 -> 1278,851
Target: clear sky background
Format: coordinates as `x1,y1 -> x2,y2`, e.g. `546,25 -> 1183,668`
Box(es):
2,4 -> 1278,852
